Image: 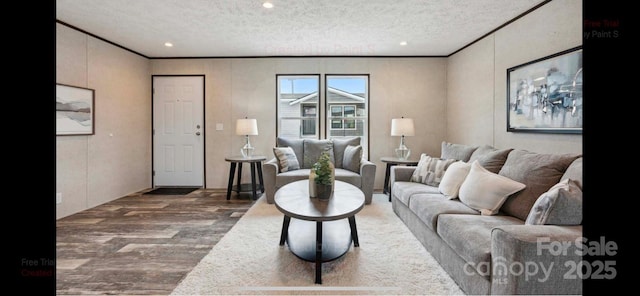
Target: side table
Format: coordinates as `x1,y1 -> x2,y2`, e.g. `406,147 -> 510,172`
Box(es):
225,155 -> 266,200
380,156 -> 419,202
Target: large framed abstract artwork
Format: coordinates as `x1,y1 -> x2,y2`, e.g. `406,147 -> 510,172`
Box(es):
507,46 -> 582,134
56,84 -> 95,136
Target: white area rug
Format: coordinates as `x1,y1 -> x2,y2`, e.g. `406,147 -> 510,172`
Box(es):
171,194 -> 464,295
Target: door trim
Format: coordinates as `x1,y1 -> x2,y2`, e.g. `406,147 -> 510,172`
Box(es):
151,74 -> 206,188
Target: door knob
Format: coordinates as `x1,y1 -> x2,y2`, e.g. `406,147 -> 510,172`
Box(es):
196,132 -> 201,136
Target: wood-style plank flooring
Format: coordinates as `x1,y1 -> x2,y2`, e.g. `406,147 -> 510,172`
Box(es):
56,188 -> 255,295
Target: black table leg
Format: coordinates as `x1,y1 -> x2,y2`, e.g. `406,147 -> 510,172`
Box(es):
236,163 -> 243,192
257,162 -> 264,193
384,163 -> 397,201
226,162 -> 237,200
348,216 -> 360,247
250,162 -> 257,200
279,215 -> 291,246
315,221 -> 323,284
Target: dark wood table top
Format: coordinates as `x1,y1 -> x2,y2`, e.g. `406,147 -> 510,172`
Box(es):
224,155 -> 267,162
380,156 -> 419,164
274,180 -> 365,222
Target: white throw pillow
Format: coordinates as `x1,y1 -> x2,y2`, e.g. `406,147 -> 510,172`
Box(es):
438,161 -> 471,199
459,161 -> 526,215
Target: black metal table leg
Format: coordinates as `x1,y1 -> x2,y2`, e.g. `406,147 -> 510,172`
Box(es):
236,163 -> 243,192
226,162 -> 237,200
257,162 -> 264,193
250,162 -> 257,200
279,216 -> 291,246
315,221 -> 323,284
348,216 -> 360,247
384,163 -> 397,201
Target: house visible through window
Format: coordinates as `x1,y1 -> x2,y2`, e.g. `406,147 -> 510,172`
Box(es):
329,105 -> 357,130
301,104 -> 317,136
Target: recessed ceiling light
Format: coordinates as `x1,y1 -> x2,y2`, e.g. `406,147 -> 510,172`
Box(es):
400,41 -> 408,46
164,42 -> 173,47
263,2 -> 274,8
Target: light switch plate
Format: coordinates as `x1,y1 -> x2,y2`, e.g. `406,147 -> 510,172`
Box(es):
216,123 -> 223,131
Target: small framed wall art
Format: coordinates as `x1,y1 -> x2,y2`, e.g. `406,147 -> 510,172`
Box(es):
507,46 -> 582,134
56,84 -> 95,136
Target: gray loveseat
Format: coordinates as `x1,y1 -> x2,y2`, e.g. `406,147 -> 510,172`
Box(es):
390,142 -> 583,295
263,137 -> 376,204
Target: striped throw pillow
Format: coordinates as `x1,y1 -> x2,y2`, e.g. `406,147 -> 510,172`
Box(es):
410,154 -> 457,187
273,147 -> 300,173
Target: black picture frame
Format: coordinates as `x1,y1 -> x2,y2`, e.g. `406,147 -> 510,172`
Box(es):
56,83 -> 95,136
506,46 -> 582,134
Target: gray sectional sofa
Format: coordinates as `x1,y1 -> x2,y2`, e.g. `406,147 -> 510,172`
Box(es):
263,137 -> 376,204
390,142 -> 583,295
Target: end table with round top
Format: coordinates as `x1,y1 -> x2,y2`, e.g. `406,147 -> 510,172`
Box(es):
380,156 -> 419,201
274,180 -> 365,284
225,155 -> 266,200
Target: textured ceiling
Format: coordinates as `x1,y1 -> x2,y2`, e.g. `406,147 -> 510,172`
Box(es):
56,0 -> 547,58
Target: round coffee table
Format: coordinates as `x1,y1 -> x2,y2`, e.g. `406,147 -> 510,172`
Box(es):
274,180 -> 365,284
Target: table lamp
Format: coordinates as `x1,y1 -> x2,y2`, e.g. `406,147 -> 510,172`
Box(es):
236,118 -> 258,157
391,117 -> 414,160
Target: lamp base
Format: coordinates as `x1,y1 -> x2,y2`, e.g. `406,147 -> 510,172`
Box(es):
241,145 -> 254,158
395,147 -> 411,160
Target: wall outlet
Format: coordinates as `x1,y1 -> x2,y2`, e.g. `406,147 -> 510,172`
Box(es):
56,193 -> 62,204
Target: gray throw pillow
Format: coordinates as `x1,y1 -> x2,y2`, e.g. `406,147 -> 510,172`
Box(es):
342,145 -> 362,173
498,150 -> 581,220
468,145 -> 496,162
410,153 -> 457,187
303,139 -> 335,169
440,141 -> 478,162
332,137 -> 360,168
273,146 -> 300,173
277,137 -> 304,168
525,179 -> 582,225
472,148 -> 513,174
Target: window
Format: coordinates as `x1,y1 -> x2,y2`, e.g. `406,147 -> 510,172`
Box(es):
301,104 -> 317,136
276,75 -> 320,139
326,75 -> 369,158
276,74 -> 369,158
329,105 -> 357,130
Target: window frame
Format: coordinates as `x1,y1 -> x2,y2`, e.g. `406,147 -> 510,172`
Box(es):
325,74 -> 370,159
328,104 -> 357,131
275,74 -> 321,140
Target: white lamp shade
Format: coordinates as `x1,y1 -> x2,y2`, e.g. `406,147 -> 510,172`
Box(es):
236,118 -> 258,135
391,118 -> 415,136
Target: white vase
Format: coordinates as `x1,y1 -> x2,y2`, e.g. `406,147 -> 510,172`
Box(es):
309,170 -> 317,198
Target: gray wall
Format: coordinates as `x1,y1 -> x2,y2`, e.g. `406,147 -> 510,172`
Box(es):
446,0 -> 582,154
56,24 -> 151,219
150,58 -> 447,191
56,0 -> 582,219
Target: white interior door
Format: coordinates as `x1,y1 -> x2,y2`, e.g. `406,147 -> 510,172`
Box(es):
153,76 -> 204,187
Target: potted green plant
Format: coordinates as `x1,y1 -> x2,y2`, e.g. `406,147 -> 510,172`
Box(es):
311,151 -> 334,200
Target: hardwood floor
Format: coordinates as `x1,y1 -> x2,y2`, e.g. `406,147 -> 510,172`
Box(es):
56,188 -> 256,295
